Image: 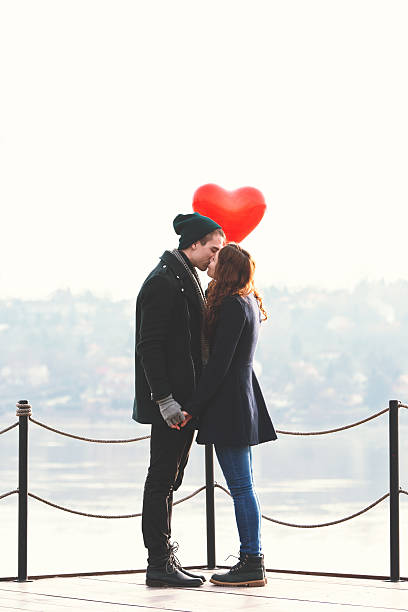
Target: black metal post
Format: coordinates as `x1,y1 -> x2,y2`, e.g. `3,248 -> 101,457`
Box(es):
389,399 -> 400,582
16,400 -> 31,582
205,444 -> 216,569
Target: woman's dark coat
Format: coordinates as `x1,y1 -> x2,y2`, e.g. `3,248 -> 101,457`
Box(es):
185,293 -> 277,446
133,250 -> 203,426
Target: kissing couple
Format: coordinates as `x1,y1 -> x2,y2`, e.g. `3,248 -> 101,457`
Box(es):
133,211 -> 277,587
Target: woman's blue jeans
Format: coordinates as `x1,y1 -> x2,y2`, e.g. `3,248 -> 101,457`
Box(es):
214,445 -> 262,556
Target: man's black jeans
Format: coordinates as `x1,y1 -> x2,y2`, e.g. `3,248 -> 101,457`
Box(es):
142,423 -> 195,563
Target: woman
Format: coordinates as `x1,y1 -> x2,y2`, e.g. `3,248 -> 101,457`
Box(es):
183,243 -> 277,587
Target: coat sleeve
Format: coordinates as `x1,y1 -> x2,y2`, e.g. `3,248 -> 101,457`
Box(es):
136,275 -> 175,402
185,296 -> 246,417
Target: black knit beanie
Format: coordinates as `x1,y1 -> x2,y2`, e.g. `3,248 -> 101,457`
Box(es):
173,212 -> 222,249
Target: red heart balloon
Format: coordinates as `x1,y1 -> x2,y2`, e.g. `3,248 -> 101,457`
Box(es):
192,184 -> 266,243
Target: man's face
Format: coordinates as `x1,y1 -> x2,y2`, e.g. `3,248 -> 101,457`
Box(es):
206,248 -> 219,278
190,234 -> 225,271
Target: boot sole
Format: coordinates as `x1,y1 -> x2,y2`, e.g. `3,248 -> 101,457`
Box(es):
146,578 -> 203,588
210,578 -> 267,587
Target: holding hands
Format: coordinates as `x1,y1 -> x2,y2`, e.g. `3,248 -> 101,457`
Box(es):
158,395 -> 192,430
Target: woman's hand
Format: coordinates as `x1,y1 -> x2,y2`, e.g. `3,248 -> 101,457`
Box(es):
180,411 -> 193,428
170,411 -> 193,430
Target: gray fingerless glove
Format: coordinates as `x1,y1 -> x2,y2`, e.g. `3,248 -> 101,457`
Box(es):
157,394 -> 184,427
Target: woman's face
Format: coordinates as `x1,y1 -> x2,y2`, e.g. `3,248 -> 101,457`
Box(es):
206,249 -> 220,278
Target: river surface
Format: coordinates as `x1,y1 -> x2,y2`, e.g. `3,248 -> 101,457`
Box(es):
1,410 -> 407,578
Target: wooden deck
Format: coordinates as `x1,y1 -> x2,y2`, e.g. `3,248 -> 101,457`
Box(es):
0,570 -> 407,611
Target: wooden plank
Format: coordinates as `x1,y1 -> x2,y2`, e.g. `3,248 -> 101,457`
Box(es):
0,572 -> 408,612
0,592 -> 101,611
0,590 -> 126,611
0,593 -> 78,611
0,584 -> 193,611
76,573 -> 408,611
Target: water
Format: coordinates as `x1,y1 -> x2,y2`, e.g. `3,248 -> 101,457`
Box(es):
1,410 -> 407,578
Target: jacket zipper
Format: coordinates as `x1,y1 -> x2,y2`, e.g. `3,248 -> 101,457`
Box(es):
190,352 -> 196,389
185,299 -> 197,389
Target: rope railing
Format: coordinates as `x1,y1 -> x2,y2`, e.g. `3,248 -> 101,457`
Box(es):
25,407 -> 391,444
29,416 -> 151,443
0,403 -> 403,447
1,398 -> 406,582
275,407 -> 389,436
26,486 -> 207,519
2,484 -> 404,531
0,422 -> 18,436
263,494 -> 391,528
214,484 -> 391,528
0,490 -> 18,501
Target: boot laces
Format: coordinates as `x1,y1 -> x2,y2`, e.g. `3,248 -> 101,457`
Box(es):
166,541 -> 182,574
225,554 -> 246,573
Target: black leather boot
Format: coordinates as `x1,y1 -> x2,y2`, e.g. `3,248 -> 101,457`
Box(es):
210,553 -> 267,587
178,567 -> 206,581
146,550 -> 203,588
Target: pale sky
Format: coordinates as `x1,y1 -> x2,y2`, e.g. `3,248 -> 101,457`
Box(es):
1,0 -> 407,300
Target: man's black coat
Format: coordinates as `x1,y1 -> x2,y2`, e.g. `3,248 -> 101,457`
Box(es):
133,250 -> 203,426
185,293 -> 277,446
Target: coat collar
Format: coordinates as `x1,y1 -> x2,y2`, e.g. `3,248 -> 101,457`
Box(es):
159,250 -> 203,311
160,250 -> 190,276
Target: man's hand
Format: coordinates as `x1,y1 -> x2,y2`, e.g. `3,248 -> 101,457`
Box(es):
157,394 -> 185,428
180,411 -> 193,428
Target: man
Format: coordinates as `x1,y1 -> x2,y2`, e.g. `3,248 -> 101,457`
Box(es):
133,212 -> 225,587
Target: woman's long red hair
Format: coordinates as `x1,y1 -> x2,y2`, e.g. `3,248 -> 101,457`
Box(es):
205,243 -> 267,339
